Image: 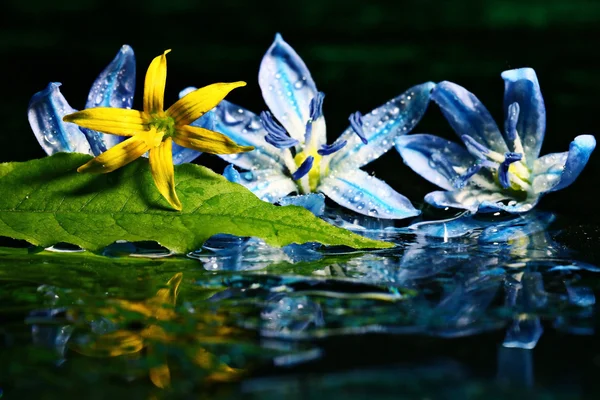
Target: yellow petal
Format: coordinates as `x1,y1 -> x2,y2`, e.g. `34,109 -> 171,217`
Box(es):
70,330 -> 144,357
149,364 -> 171,389
149,138 -> 181,210
166,81 -> 246,126
77,129 -> 162,174
63,108 -> 146,137
173,125 -> 254,155
144,50 -> 170,114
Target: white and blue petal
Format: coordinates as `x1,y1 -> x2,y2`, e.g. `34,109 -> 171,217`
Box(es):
278,193 -> 326,216
532,134 -> 596,193
28,82 -> 92,155
395,134 -> 476,191
258,34 -> 323,142
235,168 -> 297,203
83,45 -> 136,155
501,68 -> 546,161
328,82 -> 435,170
202,96 -> 296,172
318,169 -> 420,219
425,188 -> 509,213
432,81 -> 509,154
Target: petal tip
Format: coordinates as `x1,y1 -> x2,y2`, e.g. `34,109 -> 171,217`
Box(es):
501,68 -> 538,84
574,134 -> 596,152
120,44 -> 134,56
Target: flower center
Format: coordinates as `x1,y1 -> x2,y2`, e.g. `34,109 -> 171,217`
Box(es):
148,113 -> 176,138
294,150 -> 322,192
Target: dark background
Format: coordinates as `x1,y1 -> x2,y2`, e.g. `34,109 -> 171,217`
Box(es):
2,0 -> 599,221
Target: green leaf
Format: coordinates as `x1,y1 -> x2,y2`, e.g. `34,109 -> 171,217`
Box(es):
0,153 -> 392,253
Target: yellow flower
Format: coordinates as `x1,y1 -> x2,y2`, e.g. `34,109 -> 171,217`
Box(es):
63,50 -> 254,210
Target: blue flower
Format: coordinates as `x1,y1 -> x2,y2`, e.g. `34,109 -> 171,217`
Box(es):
27,45 -> 207,165
395,68 -> 596,213
182,34 -> 434,219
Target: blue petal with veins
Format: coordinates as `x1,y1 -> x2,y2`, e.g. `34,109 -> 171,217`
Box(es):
28,82 -> 92,155
278,193 -> 326,216
329,82 -> 435,170
319,169 -> 420,219
395,134 -> 475,191
501,68 -> 546,161
83,45 -> 136,155
432,81 -> 509,154
198,96 -> 295,172
532,135 -> 596,193
259,34 -> 320,142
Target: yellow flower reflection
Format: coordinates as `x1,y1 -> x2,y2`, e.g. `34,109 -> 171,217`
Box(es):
64,50 -> 254,210
70,273 -> 240,388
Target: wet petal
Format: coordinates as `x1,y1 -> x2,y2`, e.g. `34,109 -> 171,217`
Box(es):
425,188 -> 510,213
167,82 -> 246,126
395,134 -> 475,191
149,139 -> 181,211
63,108 -> 146,137
173,125 -> 254,154
259,34 -> 321,141
432,81 -> 508,153
319,169 -> 419,219
278,193 -> 326,216
209,99 -> 296,172
77,130 -> 159,174
223,164 -> 241,183
501,68 -> 546,161
84,45 -> 136,155
532,135 -> 596,193
143,50 -> 169,113
235,168 -> 297,203
28,82 -> 92,155
478,198 -> 538,214
329,82 -> 435,170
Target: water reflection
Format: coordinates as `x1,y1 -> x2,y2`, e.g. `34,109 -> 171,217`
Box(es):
1,210 -> 598,395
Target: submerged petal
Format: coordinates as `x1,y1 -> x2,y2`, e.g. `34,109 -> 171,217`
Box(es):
235,168 -> 297,203
425,188 -> 511,213
395,134 -> 475,190
173,125 -> 254,154
143,50 -> 170,114
532,134 -> 596,193
258,34 -> 320,141
501,68 -> 546,161
432,81 -> 508,154
167,82 -> 246,126
63,108 -> 146,137
28,82 -> 92,155
149,138 -> 181,210
84,45 -> 136,155
319,169 -> 420,219
209,99 -> 296,172
328,82 -> 435,170
77,130 -> 159,174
